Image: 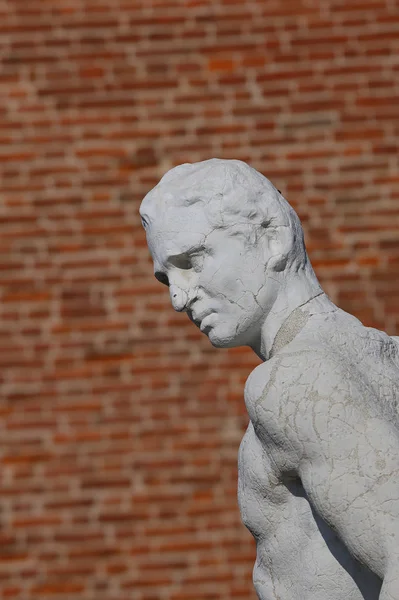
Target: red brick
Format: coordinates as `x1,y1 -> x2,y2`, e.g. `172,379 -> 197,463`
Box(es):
207,58 -> 236,72
2,587 -> 22,598
31,583 -> 85,595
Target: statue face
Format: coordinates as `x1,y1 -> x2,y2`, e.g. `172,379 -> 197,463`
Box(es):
144,204 -> 280,349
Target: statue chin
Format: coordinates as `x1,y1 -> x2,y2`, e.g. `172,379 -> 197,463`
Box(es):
204,326 -> 230,348
206,327 -> 246,349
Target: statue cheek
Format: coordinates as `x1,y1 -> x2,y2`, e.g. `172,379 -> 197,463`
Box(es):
215,273 -> 241,298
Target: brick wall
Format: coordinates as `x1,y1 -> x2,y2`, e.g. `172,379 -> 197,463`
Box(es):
0,0 -> 398,598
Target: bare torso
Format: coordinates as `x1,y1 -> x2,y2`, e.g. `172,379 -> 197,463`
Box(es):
238,422 -> 382,599
239,299 -> 399,599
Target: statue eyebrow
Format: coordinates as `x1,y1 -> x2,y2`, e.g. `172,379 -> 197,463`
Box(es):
167,244 -> 205,261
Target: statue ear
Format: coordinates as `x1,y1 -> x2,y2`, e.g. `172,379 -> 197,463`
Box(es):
265,226 -> 294,273
268,253 -> 288,272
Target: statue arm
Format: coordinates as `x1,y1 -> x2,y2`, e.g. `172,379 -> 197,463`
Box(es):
295,378 -> 399,594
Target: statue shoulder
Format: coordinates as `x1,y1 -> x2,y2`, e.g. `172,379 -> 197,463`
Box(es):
244,359 -> 279,408
244,344 -> 339,418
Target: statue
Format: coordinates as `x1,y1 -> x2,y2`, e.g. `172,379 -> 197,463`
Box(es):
140,158 -> 399,600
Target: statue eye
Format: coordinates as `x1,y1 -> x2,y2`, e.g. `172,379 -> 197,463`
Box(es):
168,247 -> 205,271
190,252 -> 204,271
169,254 -> 192,270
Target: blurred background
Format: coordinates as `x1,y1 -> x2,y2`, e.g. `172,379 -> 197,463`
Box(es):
0,0 -> 398,598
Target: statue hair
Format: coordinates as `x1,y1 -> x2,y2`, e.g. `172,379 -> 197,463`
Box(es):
140,159 -> 308,271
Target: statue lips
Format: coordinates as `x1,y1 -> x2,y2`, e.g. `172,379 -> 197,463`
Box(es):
198,312 -> 216,333
191,308 -> 215,331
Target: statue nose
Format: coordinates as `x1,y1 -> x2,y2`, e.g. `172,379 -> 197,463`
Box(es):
170,284 -> 188,312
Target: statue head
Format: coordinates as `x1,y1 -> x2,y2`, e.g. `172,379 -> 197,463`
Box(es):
139,158 -> 313,350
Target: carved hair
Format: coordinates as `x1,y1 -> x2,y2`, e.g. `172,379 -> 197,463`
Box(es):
140,159 -> 308,270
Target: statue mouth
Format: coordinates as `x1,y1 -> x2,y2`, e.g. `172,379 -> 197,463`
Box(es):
190,309 -> 215,330
199,313 -> 215,332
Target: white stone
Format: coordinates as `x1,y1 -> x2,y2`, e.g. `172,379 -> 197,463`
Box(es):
140,158 -> 399,600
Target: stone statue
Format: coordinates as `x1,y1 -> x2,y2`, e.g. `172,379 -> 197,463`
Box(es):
140,158 -> 399,600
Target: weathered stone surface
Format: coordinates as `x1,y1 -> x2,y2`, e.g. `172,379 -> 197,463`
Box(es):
140,158 -> 399,600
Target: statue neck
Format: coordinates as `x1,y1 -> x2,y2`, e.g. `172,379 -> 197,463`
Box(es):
251,268 -> 336,361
